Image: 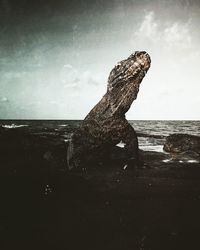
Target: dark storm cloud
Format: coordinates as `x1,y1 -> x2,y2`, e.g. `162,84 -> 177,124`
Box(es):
0,0 -> 199,54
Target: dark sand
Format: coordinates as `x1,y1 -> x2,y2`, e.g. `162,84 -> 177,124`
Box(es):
0,127 -> 200,250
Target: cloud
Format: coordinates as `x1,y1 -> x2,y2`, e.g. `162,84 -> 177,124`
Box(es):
61,65 -> 101,89
135,11 -> 158,39
164,22 -> 192,50
63,64 -> 73,69
134,11 -> 192,51
1,97 -> 9,102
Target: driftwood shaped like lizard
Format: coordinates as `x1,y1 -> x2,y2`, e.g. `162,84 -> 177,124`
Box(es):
67,51 -> 151,169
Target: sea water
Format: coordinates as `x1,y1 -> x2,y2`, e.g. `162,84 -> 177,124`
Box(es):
0,120 -> 199,153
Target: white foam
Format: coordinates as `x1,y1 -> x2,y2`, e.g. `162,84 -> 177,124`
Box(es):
187,160 -> 199,163
116,141 -> 125,148
162,159 -> 171,163
59,124 -> 69,127
162,159 -> 199,164
2,124 -> 28,129
140,145 -> 164,153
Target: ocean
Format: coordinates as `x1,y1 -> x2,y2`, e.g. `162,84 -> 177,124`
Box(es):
0,120 -> 199,153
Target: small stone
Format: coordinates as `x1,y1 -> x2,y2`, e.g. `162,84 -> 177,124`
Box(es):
123,165 -> 128,170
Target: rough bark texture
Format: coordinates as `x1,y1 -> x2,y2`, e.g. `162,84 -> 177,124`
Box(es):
67,51 -> 151,169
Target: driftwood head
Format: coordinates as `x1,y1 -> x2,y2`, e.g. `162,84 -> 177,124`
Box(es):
107,51 -> 151,115
108,51 -> 151,91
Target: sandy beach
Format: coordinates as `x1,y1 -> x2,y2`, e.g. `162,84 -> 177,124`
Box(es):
0,124 -> 200,250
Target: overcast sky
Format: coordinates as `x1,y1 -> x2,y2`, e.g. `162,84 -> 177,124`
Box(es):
0,0 -> 200,119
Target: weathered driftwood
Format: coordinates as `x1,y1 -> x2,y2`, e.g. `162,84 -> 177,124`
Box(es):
67,51 -> 151,169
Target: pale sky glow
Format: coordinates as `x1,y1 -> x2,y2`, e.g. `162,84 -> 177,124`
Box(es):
0,0 -> 200,119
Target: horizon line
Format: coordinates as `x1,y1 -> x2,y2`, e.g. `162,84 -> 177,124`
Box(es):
0,119 -> 199,121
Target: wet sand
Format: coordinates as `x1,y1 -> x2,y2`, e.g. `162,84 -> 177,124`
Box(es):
1,127 -> 200,250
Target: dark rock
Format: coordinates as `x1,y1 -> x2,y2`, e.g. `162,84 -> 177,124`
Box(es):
163,133 -> 200,155
67,51 -> 151,169
140,150 -> 169,162
0,125 -> 5,134
0,128 -> 68,175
